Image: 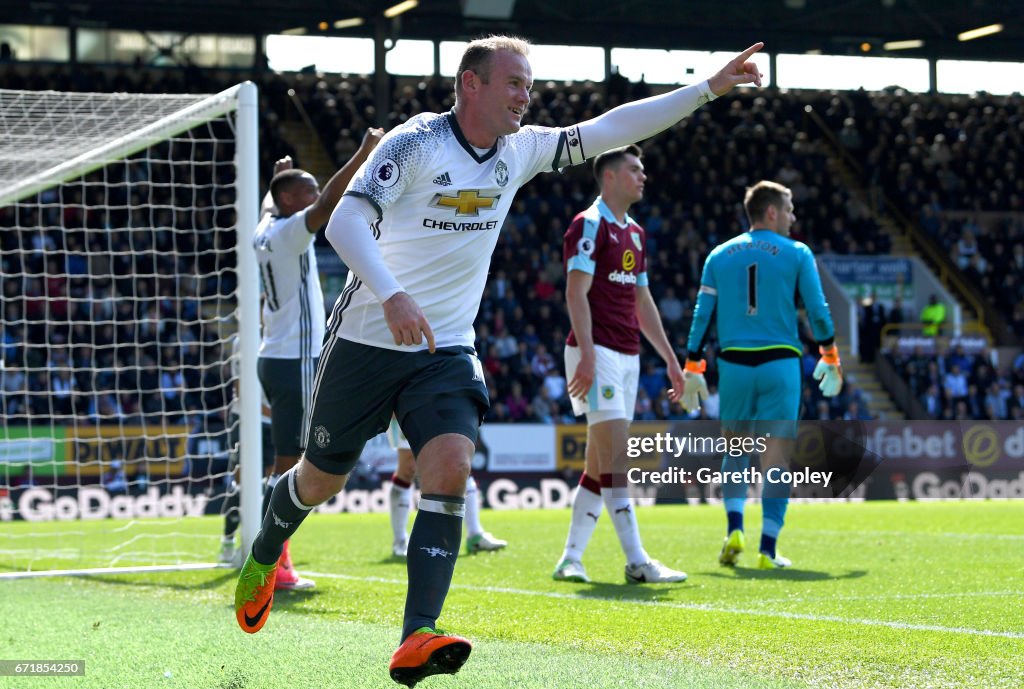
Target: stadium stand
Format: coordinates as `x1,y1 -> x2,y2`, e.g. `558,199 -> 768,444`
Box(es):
885,344 -> 1024,421
1,58 -> 1020,434
856,91 -> 1024,339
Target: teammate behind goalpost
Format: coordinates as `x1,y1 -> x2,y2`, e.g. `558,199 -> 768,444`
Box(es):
249,129 -> 383,590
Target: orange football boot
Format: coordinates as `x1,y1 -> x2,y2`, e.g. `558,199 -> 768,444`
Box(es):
234,551 -> 277,633
388,627 -> 472,687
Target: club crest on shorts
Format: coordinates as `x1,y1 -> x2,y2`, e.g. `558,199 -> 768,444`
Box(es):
313,425 -> 331,449
601,386 -> 615,400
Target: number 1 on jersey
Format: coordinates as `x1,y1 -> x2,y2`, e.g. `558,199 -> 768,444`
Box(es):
746,263 -> 758,316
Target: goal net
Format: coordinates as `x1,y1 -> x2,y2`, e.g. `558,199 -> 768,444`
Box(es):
0,83 -> 262,577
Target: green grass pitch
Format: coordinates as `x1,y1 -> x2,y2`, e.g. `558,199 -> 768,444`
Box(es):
2,501 -> 1022,688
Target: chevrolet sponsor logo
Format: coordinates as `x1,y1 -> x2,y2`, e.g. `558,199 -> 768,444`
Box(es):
423,219 -> 499,232
430,189 -> 500,217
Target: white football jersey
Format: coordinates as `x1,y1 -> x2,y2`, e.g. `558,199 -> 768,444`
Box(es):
329,111 -> 585,351
253,207 -> 326,360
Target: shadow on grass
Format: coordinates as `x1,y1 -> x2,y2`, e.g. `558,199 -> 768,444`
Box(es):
371,554 -> 408,566
53,570 -> 336,620
570,581 -> 700,602
701,567 -> 868,582
69,569 -> 240,591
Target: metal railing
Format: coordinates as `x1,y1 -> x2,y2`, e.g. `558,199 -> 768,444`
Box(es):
875,353 -> 929,420
879,321 -> 988,341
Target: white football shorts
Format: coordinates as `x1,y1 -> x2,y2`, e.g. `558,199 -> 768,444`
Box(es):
564,344 -> 639,423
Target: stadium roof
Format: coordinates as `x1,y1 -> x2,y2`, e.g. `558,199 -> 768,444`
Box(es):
3,0 -> 1022,62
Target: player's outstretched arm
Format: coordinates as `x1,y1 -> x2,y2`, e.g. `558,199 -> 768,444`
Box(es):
706,43 -> 766,96
306,128 -> 384,231
566,43 -> 763,165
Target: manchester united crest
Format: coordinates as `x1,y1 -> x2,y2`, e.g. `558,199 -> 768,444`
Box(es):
313,425 -> 331,449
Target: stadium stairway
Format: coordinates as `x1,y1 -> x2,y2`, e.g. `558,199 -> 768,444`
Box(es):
875,214 -> 986,337
833,335 -> 905,420
823,156 -> 914,256
809,109 -> 990,342
279,121 -> 336,185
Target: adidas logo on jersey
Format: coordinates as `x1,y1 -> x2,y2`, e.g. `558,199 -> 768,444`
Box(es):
432,172 -> 452,186
608,270 -> 637,285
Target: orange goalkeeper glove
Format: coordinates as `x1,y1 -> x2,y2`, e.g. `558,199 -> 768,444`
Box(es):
680,359 -> 709,413
812,344 -> 844,397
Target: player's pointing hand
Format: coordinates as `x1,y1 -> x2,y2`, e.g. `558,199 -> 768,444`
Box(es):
708,42 -> 765,96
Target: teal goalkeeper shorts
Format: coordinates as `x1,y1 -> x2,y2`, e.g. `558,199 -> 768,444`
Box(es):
718,357 -> 801,439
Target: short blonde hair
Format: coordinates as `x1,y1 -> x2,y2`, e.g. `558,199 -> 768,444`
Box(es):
455,35 -> 531,101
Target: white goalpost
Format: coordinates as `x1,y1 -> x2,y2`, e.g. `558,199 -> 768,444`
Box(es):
0,83 -> 262,577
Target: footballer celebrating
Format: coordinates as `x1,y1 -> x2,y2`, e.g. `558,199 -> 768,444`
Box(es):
235,35 -> 764,687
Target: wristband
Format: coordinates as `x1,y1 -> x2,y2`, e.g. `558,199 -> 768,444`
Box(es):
818,345 -> 840,365
697,80 -> 718,103
684,359 -> 707,374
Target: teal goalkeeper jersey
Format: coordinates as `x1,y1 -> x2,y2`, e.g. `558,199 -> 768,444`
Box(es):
686,229 -> 834,356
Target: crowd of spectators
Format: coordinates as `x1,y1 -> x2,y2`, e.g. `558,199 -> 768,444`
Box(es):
846,90 -> 1024,338
887,346 -> 1024,421
1,59 -> 1019,432
0,179 -> 237,431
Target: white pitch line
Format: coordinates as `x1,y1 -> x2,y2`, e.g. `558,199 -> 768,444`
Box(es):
305,571 -> 1024,640
754,590 -> 1024,604
788,529 -> 1024,541
0,562 -> 225,580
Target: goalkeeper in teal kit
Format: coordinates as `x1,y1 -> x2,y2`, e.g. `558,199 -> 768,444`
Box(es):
681,180 -> 842,569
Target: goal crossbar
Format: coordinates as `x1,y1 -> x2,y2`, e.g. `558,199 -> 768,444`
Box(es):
0,84 -> 246,208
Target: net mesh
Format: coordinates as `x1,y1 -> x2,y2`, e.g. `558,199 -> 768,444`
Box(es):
0,88 -> 246,573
